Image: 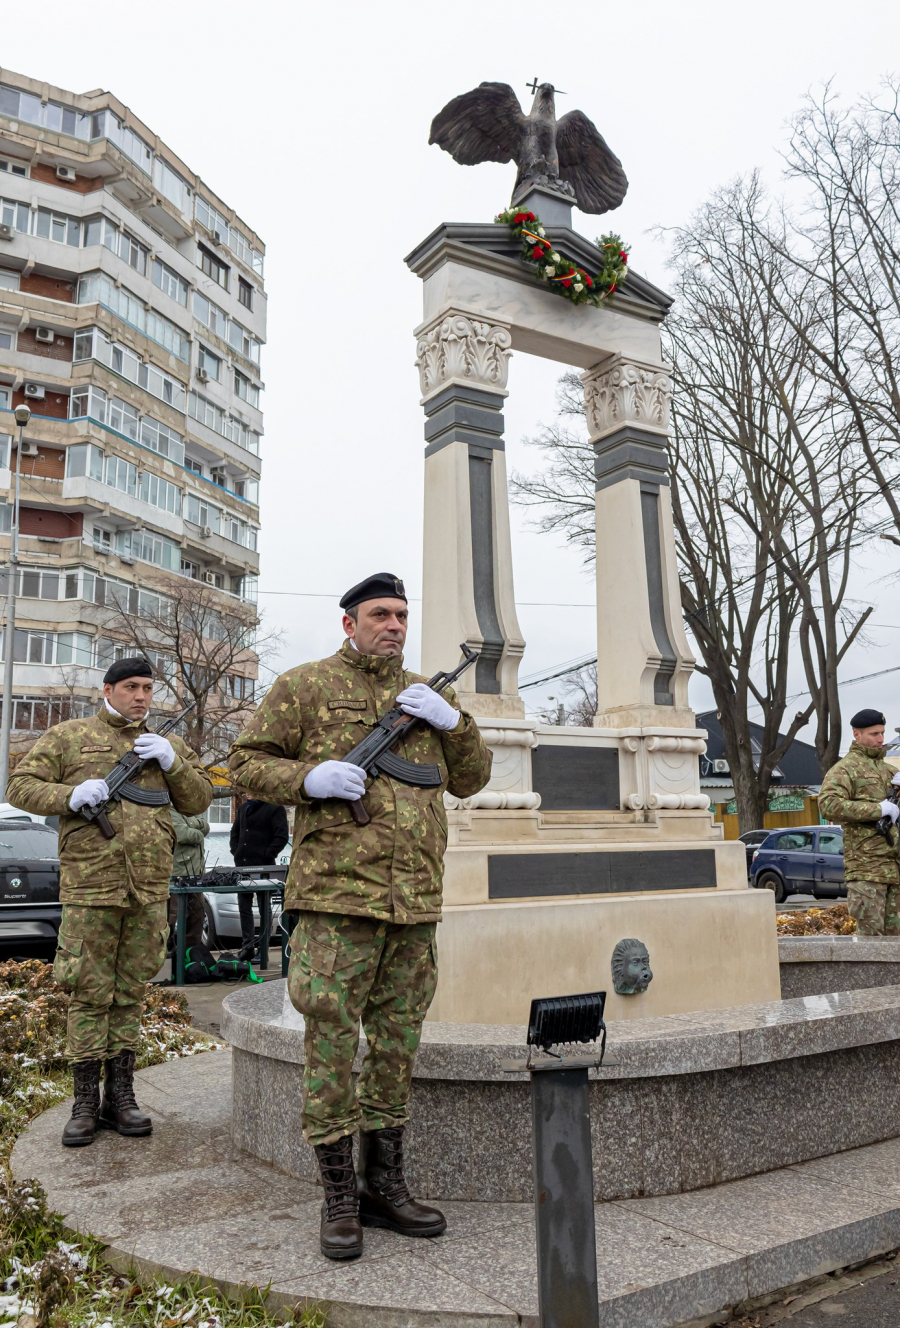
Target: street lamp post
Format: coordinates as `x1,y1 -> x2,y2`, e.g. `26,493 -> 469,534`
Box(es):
0,403 -> 32,801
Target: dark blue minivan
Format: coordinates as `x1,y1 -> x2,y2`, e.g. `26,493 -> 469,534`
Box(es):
748,825 -> 845,904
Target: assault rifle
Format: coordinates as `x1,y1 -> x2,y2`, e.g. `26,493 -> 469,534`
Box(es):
81,701 -> 196,840
340,644 -> 478,826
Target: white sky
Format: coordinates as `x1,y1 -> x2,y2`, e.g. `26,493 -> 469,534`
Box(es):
7,0 -> 900,751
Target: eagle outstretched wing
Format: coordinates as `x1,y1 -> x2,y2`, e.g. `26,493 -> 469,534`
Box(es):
556,110 -> 629,214
429,82 -> 526,166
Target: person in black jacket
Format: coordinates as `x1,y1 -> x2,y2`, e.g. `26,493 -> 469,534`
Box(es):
230,795 -> 290,960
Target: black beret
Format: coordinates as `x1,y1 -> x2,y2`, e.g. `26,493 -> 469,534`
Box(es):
850,708 -> 886,729
340,573 -> 407,612
103,656 -> 153,686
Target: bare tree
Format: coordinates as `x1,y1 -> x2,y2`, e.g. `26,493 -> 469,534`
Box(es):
92,577 -> 281,766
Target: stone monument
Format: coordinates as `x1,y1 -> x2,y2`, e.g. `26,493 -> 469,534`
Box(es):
405,80 -> 779,1023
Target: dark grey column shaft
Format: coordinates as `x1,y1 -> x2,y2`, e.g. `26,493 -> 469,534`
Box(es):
532,1067 -> 600,1328
423,383 -> 506,694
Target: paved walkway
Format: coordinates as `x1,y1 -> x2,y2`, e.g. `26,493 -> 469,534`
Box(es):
13,1051 -> 900,1328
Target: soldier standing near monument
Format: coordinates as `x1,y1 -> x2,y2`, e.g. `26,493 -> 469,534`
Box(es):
7,658 -> 213,1147
819,708 -> 900,935
228,573 -> 491,1260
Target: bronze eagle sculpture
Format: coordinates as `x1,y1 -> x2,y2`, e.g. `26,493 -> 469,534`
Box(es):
429,81 -> 628,215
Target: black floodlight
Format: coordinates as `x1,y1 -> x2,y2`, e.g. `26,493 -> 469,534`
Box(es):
527,991 -> 606,1052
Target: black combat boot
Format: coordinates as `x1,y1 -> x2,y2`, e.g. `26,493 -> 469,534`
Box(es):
314,1135 -> 363,1260
358,1126 -> 446,1237
61,1059 -> 102,1147
97,1049 -> 152,1136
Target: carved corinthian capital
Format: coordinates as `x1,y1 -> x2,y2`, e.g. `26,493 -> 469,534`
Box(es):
415,311 -> 512,401
581,354 -> 673,441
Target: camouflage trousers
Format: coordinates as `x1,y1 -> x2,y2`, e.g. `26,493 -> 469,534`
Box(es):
288,910 -> 437,1147
53,898 -> 169,1063
847,880 -> 900,936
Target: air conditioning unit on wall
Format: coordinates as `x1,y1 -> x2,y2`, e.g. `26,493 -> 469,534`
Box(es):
20,441 -> 39,457
196,367 -> 209,383
55,165 -> 77,182
34,327 -> 54,344
203,571 -> 217,585
23,383 -> 46,400
713,759 -> 730,774
0,223 -> 14,242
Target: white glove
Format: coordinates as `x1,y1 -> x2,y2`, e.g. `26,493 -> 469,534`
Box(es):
892,771 -> 900,787
396,684 -> 460,732
304,760 -> 366,801
69,779 -> 110,811
133,732 -> 175,771
879,799 -> 900,824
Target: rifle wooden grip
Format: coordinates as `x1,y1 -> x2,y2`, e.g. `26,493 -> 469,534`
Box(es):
349,798 -> 370,827
96,810 -> 117,840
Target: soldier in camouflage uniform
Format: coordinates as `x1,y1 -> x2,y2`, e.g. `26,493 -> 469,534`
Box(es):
7,657 -> 213,1147
228,572 -> 491,1261
818,708 -> 900,934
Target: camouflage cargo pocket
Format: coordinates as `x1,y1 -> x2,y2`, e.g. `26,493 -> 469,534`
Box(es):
53,931 -> 84,992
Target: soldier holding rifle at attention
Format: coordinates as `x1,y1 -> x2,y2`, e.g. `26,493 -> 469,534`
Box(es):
228,573 -> 492,1261
7,658 -> 213,1146
819,707 -> 900,935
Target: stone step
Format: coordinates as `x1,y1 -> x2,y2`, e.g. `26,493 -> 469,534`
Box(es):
13,1049 -> 900,1328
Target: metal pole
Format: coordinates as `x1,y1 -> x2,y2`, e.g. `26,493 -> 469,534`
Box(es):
0,407 -> 30,801
531,1064 -> 600,1328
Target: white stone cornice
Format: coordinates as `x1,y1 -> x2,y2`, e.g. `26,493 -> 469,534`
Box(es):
415,310 -> 512,403
581,353 -> 672,441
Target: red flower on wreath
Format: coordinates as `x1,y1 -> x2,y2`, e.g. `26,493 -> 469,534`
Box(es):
532,246 -> 544,259
585,274 -> 594,287
562,278 -> 573,287
620,252 -> 628,263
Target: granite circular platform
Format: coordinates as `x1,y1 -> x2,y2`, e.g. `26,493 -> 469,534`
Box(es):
17,1048 -> 900,1328
223,980 -> 900,1203
779,937 -> 900,999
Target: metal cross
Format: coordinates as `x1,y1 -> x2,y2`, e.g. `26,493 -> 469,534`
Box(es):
526,77 -> 539,95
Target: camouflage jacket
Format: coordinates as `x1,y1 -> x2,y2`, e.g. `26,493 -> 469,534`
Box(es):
227,640 -> 492,922
7,707 -> 213,906
171,810 -> 210,877
818,742 -> 899,885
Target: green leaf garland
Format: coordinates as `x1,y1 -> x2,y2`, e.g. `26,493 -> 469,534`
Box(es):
494,206 -> 629,307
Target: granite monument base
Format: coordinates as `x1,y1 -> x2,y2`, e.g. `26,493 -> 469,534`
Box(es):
223,981 -> 900,1203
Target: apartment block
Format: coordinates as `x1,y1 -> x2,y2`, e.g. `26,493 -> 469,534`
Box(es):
0,69 -> 264,768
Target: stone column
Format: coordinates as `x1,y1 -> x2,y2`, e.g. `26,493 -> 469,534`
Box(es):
416,311 -> 525,719
582,354 -> 697,729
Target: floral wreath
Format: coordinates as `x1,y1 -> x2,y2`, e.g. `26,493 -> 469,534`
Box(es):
494,207 -> 629,307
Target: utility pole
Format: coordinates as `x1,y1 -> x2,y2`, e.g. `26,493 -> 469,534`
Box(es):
0,403 -> 32,801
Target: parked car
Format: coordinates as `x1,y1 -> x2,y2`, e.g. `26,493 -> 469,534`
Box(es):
199,825 -> 290,949
749,825 -> 845,904
0,820 -> 61,955
739,829 -> 771,872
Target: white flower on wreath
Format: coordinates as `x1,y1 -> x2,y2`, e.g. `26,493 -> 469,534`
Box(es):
549,251 -> 560,263
574,282 -> 584,292
544,265 -> 556,276
535,226 -> 545,236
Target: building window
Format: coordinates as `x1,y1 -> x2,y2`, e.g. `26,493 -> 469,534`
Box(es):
83,216 -> 149,276
35,207 -> 82,248
151,257 -> 189,306
0,85 -> 92,141
198,245 -> 229,289
0,199 -> 29,235
0,328 -> 13,351
227,318 -> 260,366
66,442 -> 104,481
193,290 -> 227,340
124,528 -> 180,571
198,345 -> 221,382
140,417 -> 185,465
88,109 -> 152,172
0,434 -> 10,468
184,457 -> 203,477
234,370 -> 259,408
0,158 -> 27,178
104,454 -> 138,497
139,470 -> 182,515
185,492 -> 221,534
195,196 -> 263,275
181,558 -> 201,578
152,157 -> 188,211
238,278 -> 253,310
